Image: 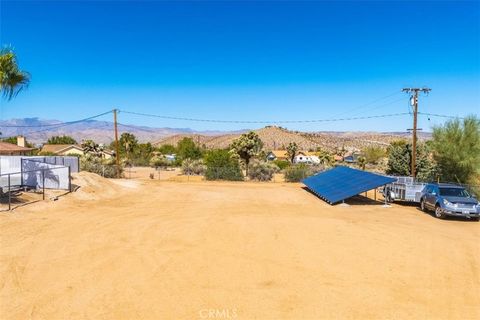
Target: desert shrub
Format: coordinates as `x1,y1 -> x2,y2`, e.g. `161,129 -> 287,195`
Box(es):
37,151 -> 57,156
47,135 -> 77,145
182,158 -> 206,175
432,115 -> 480,185
204,149 -> 243,181
273,159 -> 290,170
177,137 -> 203,160
80,156 -> 122,178
362,146 -> 386,164
284,164 -> 312,182
248,160 -> 279,181
157,144 -> 176,155
149,155 -> 171,168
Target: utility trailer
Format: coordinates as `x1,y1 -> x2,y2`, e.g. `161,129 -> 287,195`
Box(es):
382,176 -> 426,203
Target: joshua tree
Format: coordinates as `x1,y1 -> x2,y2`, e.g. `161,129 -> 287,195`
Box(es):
357,156 -> 366,170
286,142 -> 299,164
82,139 -> 102,157
316,149 -> 334,167
0,47 -> 30,100
230,131 -> 263,175
335,145 -> 347,162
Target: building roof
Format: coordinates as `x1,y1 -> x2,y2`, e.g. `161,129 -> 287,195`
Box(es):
270,150 -> 314,158
41,144 -> 82,154
0,141 -> 34,153
41,144 -> 114,155
270,150 -> 288,159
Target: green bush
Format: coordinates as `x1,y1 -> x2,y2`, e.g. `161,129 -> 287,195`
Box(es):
149,155 -> 170,168
362,146 -> 386,164
204,149 -> 243,181
80,156 -> 122,178
182,158 -> 206,175
284,164 -> 312,182
272,159 -> 290,170
248,160 -> 279,181
177,137 -> 203,160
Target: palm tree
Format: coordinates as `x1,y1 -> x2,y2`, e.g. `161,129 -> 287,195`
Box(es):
119,132 -> 138,161
0,47 -> 30,100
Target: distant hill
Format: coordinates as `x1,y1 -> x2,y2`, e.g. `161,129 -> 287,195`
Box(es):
0,118 -> 430,150
153,126 -> 432,152
0,118 -> 246,145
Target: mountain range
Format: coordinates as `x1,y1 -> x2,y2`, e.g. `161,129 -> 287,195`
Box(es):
0,118 -> 431,151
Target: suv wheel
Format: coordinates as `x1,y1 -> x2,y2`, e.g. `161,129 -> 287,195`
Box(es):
435,205 -> 446,219
420,198 -> 427,212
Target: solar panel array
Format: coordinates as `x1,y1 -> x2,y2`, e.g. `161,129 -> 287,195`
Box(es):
302,166 -> 396,204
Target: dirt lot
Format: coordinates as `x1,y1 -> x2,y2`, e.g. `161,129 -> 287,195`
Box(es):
0,172 -> 479,319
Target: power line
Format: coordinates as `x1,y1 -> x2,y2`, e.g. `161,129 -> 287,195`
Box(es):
0,110 -> 113,128
418,112 -> 466,120
0,110 -> 113,138
120,110 -> 412,124
349,96 -> 407,118
330,91 -> 402,118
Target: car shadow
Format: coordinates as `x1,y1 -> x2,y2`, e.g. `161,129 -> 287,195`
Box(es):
414,207 -> 478,222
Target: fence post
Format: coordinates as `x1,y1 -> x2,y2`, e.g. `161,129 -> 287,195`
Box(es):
8,174 -> 11,211
68,166 -> 71,192
20,158 -> 24,186
42,169 -> 45,201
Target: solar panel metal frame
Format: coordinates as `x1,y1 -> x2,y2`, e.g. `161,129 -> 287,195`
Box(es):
302,166 -> 396,204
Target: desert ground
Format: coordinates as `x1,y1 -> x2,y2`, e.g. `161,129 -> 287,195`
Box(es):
0,170 -> 479,320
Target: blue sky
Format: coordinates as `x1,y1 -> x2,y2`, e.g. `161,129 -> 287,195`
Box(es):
1,0 -> 479,132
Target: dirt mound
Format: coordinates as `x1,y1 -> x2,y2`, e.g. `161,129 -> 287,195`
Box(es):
70,171 -> 134,200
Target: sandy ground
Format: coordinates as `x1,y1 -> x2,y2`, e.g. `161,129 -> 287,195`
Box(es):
0,172 -> 479,320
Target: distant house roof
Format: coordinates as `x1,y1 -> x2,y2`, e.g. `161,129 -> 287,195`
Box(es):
269,150 -> 315,160
41,144 -> 82,154
41,144 -> 114,156
0,141 -> 34,155
270,150 -> 288,159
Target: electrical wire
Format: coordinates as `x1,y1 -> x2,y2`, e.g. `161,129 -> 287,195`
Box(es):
119,110 -> 412,124
0,110 -> 113,128
418,112 -> 466,120
329,91 -> 402,118
0,110 -> 113,139
348,96 -> 407,118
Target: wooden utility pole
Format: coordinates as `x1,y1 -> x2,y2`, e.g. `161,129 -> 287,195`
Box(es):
113,109 -> 121,178
402,87 -> 431,179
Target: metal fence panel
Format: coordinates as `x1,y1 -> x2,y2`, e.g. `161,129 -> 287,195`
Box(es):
21,159 -> 70,190
0,156 -> 79,174
0,156 -> 22,175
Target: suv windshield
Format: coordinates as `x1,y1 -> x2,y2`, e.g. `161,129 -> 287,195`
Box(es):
439,187 -> 470,197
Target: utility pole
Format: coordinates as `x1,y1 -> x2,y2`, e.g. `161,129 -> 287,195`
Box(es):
113,108 -> 121,178
402,87 -> 431,179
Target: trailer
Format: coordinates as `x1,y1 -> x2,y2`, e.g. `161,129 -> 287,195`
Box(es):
382,176 -> 426,203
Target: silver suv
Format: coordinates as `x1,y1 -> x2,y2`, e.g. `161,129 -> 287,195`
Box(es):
420,183 -> 480,221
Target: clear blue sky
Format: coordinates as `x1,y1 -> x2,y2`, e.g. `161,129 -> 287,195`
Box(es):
1,0 -> 479,132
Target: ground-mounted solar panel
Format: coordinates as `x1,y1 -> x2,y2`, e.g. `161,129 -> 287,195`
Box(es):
302,166 -> 396,204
